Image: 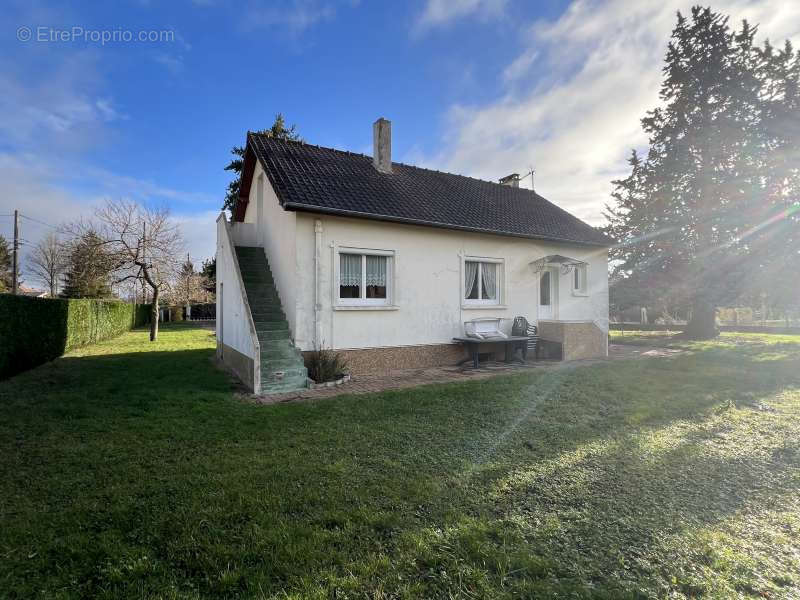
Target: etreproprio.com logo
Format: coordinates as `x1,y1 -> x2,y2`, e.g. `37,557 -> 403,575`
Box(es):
17,26 -> 175,45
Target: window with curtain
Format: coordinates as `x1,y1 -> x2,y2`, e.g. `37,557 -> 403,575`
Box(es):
338,251 -> 391,305
464,259 -> 501,304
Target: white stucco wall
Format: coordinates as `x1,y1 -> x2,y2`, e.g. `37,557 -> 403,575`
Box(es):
216,215 -> 257,359
241,163 -> 298,339
293,213 -> 609,352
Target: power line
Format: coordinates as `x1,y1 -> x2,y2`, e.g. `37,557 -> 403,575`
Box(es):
19,213 -> 59,230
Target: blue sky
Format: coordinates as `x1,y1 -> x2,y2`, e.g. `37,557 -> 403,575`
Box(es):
1,0 -> 798,288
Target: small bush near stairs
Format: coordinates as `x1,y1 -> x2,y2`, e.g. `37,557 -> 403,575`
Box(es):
305,348 -> 349,384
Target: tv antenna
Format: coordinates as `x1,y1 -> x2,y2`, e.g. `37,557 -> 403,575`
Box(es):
518,166 -> 535,191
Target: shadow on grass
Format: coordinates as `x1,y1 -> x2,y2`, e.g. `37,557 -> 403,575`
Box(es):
0,348 -> 232,426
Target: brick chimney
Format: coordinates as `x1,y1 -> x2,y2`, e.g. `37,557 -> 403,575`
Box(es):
499,173 -> 520,187
373,117 -> 392,174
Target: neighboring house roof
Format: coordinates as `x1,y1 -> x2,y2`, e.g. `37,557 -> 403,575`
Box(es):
18,285 -> 47,298
236,133 -> 610,247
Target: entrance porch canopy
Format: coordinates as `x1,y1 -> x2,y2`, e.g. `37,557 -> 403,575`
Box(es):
530,254 -> 587,275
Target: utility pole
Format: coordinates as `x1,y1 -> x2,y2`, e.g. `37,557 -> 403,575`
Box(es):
185,252 -> 191,320
186,252 -> 190,302
12,209 -> 19,295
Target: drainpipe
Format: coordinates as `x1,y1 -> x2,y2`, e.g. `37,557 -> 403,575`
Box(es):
314,219 -> 323,349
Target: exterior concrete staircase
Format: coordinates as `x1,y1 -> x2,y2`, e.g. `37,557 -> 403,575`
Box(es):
235,246 -> 308,394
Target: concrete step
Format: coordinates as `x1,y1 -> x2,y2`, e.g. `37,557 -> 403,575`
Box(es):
261,350 -> 303,363
250,306 -> 283,316
259,341 -> 303,361
240,268 -> 273,276
247,298 -> 281,308
235,249 -> 263,258
262,365 -> 308,382
246,291 -> 280,301
256,329 -> 290,341
259,338 -> 295,350
254,320 -> 289,331
261,374 -> 308,394
244,286 -> 279,295
261,356 -> 306,372
251,310 -> 286,320
252,316 -> 288,326
241,276 -> 275,285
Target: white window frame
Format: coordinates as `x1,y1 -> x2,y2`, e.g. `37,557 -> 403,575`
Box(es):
335,246 -> 394,307
572,264 -> 588,296
462,256 -> 505,308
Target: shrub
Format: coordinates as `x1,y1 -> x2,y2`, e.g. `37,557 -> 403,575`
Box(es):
0,295 -> 150,380
305,348 -> 348,383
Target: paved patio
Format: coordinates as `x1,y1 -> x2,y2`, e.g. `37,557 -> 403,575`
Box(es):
253,344 -> 683,405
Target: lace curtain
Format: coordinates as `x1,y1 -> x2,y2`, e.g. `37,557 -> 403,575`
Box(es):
464,261 -> 478,298
481,262 -> 497,299
340,254 -> 361,286
365,255 -> 387,286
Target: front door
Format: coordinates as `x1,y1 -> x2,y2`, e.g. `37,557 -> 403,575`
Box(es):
538,268 -> 557,320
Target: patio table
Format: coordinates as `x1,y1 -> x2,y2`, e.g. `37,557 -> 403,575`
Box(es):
452,336 -> 531,369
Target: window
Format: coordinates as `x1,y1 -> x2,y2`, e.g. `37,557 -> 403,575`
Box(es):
540,270 -> 551,306
572,264 -> 588,295
338,250 -> 392,305
464,259 -> 501,305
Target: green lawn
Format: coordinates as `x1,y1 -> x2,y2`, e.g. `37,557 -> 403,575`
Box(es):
2,324 -> 799,599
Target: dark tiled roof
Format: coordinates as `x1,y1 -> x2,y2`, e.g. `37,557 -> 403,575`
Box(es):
242,133 -> 610,246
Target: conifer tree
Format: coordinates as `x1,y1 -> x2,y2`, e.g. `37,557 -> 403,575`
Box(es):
60,231 -> 114,299
605,7 -> 799,338
0,235 -> 11,292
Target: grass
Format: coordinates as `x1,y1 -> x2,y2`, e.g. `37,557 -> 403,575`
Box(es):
610,329 -> 800,348
1,323 -> 800,599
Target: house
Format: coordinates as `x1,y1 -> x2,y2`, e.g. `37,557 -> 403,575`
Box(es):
17,285 -> 48,298
216,118 -> 611,394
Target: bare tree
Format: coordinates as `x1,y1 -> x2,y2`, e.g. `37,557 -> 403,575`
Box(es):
91,199 -> 184,341
28,233 -> 67,297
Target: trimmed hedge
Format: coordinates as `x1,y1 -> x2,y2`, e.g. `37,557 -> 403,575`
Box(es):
0,295 -> 150,380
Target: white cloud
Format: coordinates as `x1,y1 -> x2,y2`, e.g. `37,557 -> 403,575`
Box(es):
501,48 -> 538,84
79,165 -> 216,206
420,0 -> 800,226
172,210 -> 220,264
153,52 -> 185,74
242,0 -> 337,35
415,0 -> 507,32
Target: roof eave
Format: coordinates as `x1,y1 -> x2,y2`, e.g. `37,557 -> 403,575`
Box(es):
232,134 -> 258,222
283,202 -> 611,247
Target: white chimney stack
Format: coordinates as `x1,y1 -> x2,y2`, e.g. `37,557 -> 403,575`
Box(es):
373,117 -> 392,174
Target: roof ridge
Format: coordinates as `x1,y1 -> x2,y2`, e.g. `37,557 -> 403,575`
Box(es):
249,131 -> 537,194
243,131 -> 610,246
249,132 -> 369,159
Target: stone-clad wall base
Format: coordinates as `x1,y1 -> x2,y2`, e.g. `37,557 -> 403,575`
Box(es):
217,342 -> 256,392
537,321 -> 607,361
305,343 -> 482,376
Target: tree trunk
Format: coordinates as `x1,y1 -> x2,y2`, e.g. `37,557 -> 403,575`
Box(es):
683,296 -> 718,339
150,286 -> 159,342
